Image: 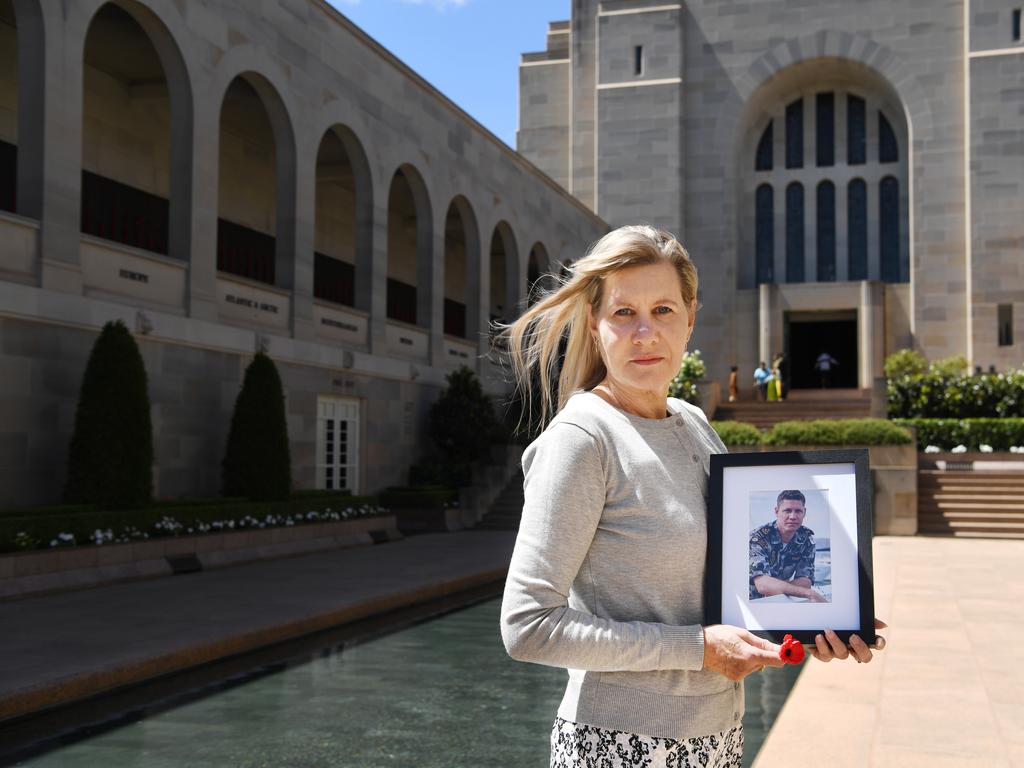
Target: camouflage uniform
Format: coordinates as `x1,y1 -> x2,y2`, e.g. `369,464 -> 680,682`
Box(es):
748,521 -> 815,599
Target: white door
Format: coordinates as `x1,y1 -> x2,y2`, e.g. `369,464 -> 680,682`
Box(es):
316,396 -> 360,494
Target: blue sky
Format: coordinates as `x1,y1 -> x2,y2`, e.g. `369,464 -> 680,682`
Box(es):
327,0 -> 570,148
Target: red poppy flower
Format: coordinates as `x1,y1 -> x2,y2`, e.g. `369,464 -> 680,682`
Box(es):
779,633 -> 805,664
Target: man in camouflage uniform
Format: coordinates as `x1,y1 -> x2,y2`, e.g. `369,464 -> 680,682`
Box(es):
749,490 -> 826,602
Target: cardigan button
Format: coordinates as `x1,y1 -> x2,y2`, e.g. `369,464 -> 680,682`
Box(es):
692,454 -> 699,462
675,419 -> 683,426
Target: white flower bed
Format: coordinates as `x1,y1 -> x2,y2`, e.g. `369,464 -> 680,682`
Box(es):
15,503 -> 389,551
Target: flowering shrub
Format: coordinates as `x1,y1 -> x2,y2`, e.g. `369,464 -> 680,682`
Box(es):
668,350 -> 706,405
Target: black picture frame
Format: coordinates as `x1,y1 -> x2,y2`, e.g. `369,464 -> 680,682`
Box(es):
705,449 -> 876,646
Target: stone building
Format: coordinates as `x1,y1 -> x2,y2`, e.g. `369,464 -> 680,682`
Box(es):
519,0 -> 1023,391
0,0 -> 607,507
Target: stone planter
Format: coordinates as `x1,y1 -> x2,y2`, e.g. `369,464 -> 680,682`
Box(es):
727,443 -> 918,535
0,514 -> 400,601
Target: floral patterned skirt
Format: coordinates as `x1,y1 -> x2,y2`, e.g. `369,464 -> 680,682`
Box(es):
550,716 -> 743,768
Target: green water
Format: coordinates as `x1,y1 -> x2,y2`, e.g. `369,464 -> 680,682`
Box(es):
15,599 -> 801,767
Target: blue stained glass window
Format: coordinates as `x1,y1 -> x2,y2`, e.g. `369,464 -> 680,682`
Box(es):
879,112 -> 898,163
847,95 -> 866,165
847,179 -> 867,280
756,122 -> 773,171
786,182 -> 804,282
816,181 -> 836,282
786,99 -> 803,169
880,176 -> 900,282
755,184 -> 774,284
816,92 -> 834,167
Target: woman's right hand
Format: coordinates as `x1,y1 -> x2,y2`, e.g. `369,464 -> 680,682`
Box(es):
702,625 -> 786,681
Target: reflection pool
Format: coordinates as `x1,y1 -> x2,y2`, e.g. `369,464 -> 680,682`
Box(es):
15,598 -> 801,767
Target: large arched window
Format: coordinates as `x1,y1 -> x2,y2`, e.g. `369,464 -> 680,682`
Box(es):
880,176 -> 900,282
746,72 -> 908,286
785,183 -> 804,283
847,179 -> 867,280
816,180 -> 836,282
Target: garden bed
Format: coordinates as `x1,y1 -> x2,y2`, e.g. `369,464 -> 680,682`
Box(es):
0,513 -> 399,601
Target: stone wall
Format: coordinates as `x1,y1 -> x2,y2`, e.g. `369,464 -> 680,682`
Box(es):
0,0 -> 609,507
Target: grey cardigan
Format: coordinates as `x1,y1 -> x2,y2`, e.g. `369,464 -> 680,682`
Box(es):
500,390 -> 743,740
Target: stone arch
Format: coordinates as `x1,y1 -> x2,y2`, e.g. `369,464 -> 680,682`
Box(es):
215,70 -> 297,287
442,195 -> 480,340
79,1 -> 194,261
386,162 -> 434,329
208,46 -> 300,290
527,241 -> 551,306
735,31 -> 932,141
313,123 -> 373,312
489,220 -> 519,323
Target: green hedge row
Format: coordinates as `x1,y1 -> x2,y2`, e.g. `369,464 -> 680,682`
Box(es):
711,419 -> 913,447
893,418 -> 1024,451
378,486 -> 459,510
709,421 -> 763,446
888,370 -> 1024,419
0,493 -> 381,554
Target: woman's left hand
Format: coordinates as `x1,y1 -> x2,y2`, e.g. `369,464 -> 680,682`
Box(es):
809,618 -> 887,663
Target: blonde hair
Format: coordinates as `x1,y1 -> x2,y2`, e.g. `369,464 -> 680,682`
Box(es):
493,224 -> 699,435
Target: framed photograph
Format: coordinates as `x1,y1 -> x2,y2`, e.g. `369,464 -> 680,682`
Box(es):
705,449 -> 876,646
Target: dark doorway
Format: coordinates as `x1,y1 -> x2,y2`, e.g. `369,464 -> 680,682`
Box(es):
786,313 -> 858,389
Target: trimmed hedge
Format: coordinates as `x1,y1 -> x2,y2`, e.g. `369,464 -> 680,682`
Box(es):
710,418 -> 913,447
64,320 -> 153,509
710,421 -> 763,447
764,419 -> 912,446
378,485 -> 459,510
0,493 -> 380,553
894,418 -> 1024,451
222,353 -> 293,501
888,369 -> 1024,419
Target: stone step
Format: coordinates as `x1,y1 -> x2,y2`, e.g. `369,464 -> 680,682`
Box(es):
919,510 -> 1024,523
920,471 -> 1024,481
925,499 -> 1024,505
919,519 -> 1024,532
918,530 -> 1024,540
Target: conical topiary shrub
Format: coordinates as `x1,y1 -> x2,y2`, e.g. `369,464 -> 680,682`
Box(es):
64,319 -> 153,509
221,352 -> 292,501
425,366 -> 502,486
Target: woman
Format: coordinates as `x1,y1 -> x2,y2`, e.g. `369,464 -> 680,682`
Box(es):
497,225 -> 884,767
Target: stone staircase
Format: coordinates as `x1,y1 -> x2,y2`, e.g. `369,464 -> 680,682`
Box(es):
713,388 -> 872,430
918,470 -> 1024,539
476,469 -> 525,530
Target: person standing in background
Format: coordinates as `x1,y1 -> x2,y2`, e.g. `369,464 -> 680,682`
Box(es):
753,361 -> 772,400
770,352 -> 785,401
728,365 -> 739,402
814,351 -> 839,389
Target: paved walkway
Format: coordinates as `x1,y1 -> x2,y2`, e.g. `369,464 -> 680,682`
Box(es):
0,530 -> 517,723
755,535 -> 1024,768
